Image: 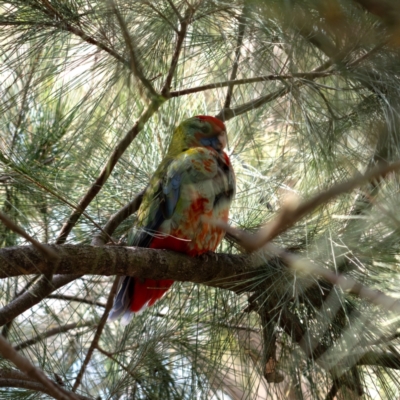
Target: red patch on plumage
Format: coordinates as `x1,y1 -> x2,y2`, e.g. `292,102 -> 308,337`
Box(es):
195,115 -> 226,131
130,195 -> 227,313
190,197 -> 209,215
202,158 -> 213,172
150,234 -> 191,253
222,151 -> 231,165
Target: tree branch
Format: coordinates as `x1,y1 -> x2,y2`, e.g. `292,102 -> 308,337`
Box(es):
3,243 -> 400,315
91,190 -> 145,246
72,277 -> 119,392
215,160 -> 400,252
0,370 -> 91,400
0,211 -> 58,261
56,99 -> 164,244
0,334 -> 80,400
36,0 -> 129,67
355,351 -> 400,369
96,345 -> 139,379
111,1 -> 158,99
47,294 -> 106,308
161,9 -> 191,96
0,275 -> 80,327
169,71 -> 333,97
215,86 -> 289,121
14,321 -> 97,352
222,6 -> 247,111
166,0 -> 183,21
0,152 -> 116,245
0,245 -> 255,290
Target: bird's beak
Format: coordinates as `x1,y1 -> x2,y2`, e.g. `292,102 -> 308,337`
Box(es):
217,131 -> 227,150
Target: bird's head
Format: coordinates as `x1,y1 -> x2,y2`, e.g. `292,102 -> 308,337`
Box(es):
167,115 -> 227,156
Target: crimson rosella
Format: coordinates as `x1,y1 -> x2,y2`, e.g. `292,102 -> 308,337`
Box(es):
109,115 -> 235,324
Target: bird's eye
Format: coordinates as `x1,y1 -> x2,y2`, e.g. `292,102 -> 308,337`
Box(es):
199,123 -> 211,134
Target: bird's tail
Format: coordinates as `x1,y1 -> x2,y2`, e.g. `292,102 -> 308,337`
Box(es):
108,276 -> 174,325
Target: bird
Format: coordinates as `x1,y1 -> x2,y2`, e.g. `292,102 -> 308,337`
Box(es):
109,115 -> 235,324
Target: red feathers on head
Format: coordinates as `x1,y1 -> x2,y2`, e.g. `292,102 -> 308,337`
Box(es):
195,115 -> 226,131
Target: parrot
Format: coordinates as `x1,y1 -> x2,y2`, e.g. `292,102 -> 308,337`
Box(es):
109,115 -> 235,324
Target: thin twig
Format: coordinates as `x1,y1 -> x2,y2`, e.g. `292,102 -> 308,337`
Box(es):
97,345 -> 139,379
37,0 -> 129,67
215,31 -> 382,122
214,160 -> 400,252
0,211 -> 58,261
72,277 -> 119,392
47,294 -> 106,308
144,1 -> 179,33
111,0 -> 158,99
91,190 -> 145,246
56,99 -> 164,244
169,71 -> 333,97
0,152 -> 116,244
14,321 -> 97,351
166,0 -> 183,21
0,370 -> 92,399
289,254 -> 400,314
216,86 -> 289,121
161,9 -> 191,96
0,275 -> 81,327
324,380 -> 340,400
215,57 -> 337,122
0,335 -> 79,400
1,276 -> 40,338
223,6 -> 247,110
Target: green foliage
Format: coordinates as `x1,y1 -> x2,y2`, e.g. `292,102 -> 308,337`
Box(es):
2,0 -> 400,398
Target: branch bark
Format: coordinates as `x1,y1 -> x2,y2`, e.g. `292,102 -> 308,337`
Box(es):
3,243 -> 400,315
0,211 -> 58,261
0,370 -> 91,400
0,244 -> 256,288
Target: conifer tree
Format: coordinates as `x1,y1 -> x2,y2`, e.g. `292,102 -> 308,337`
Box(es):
1,0 -> 400,398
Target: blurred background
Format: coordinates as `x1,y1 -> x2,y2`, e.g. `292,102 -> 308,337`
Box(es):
2,0 -> 400,398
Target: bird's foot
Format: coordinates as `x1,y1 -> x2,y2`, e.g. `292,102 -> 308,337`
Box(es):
197,251 -> 218,262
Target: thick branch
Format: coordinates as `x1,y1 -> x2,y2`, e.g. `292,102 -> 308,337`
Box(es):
3,243 -> 400,314
0,244 -> 256,289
